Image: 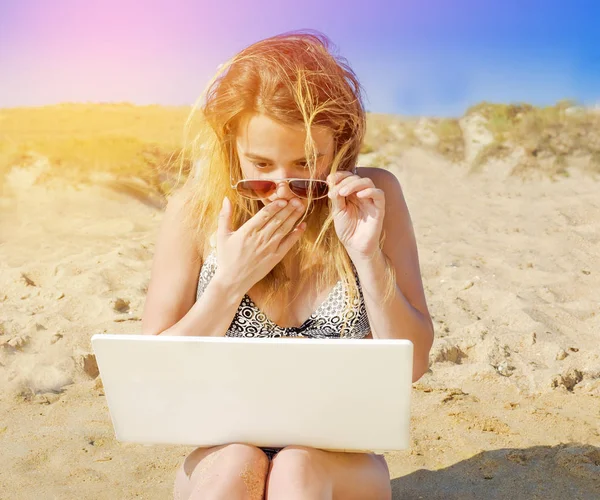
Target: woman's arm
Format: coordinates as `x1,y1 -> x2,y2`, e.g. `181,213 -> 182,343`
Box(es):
156,275 -> 247,336
141,191 -> 245,337
351,168 -> 434,383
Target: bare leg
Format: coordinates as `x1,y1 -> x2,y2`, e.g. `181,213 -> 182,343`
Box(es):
173,443 -> 269,500
265,446 -> 391,500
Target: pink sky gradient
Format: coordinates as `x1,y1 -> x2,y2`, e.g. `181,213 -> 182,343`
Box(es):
1,0 -> 598,116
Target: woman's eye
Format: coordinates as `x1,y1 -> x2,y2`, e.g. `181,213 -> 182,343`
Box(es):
252,161 -> 309,168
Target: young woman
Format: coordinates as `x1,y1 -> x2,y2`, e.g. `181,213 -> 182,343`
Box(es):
142,29 -> 434,500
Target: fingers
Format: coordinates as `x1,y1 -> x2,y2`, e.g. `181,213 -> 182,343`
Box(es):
326,170 -> 365,211
331,177 -> 374,197
277,220 -> 307,254
326,170 -> 354,186
355,186 -> 384,199
355,187 -> 386,210
326,170 -> 354,194
262,199 -> 305,240
242,198 -> 292,233
217,196 -> 233,238
326,172 -> 353,213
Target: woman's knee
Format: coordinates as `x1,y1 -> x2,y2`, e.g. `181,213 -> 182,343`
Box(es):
267,446 -> 332,499
218,443 -> 270,471
183,443 -> 268,476
177,443 -> 269,499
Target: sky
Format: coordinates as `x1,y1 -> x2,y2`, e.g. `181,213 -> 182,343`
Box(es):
0,0 -> 599,117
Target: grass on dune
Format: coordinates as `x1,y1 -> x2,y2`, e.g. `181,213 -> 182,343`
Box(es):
466,100 -> 600,178
0,103 -> 197,206
2,101 -> 599,207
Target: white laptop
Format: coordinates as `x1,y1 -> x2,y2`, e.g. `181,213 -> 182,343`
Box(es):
91,334 -> 413,453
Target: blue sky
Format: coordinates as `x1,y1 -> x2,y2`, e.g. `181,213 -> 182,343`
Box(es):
0,0 -> 598,116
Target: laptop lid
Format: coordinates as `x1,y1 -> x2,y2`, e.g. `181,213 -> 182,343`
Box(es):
91,334 -> 413,453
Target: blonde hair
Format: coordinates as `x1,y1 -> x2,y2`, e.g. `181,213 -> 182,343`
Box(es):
174,29 -> 396,335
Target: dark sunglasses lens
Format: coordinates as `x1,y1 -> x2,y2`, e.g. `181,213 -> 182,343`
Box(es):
289,180 -> 328,199
237,180 -> 276,199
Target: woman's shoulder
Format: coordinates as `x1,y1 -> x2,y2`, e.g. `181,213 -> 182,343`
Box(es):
356,166 -> 405,208
356,165 -> 398,184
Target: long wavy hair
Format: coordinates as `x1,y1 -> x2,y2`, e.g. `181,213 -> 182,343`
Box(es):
173,29 -> 396,335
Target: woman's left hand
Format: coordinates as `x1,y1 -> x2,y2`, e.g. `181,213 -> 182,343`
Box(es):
327,169 -> 385,261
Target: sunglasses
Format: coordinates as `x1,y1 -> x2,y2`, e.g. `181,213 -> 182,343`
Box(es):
231,178 -> 330,200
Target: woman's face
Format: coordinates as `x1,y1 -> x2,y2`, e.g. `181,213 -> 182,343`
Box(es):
234,113 -> 334,210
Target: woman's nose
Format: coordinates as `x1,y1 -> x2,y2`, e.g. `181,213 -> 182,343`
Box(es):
275,181 -> 296,200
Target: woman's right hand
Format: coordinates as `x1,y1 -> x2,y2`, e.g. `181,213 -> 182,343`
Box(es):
213,196 -> 306,293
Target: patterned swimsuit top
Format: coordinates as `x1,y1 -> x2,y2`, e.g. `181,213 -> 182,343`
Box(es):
196,234 -> 371,339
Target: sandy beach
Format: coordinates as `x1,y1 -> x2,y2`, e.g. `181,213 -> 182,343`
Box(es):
1,109 -> 599,499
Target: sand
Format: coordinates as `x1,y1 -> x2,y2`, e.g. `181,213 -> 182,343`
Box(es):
1,149 -> 599,499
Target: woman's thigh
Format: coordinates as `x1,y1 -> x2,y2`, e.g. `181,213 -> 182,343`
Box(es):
173,443 -> 269,500
266,446 -> 391,500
